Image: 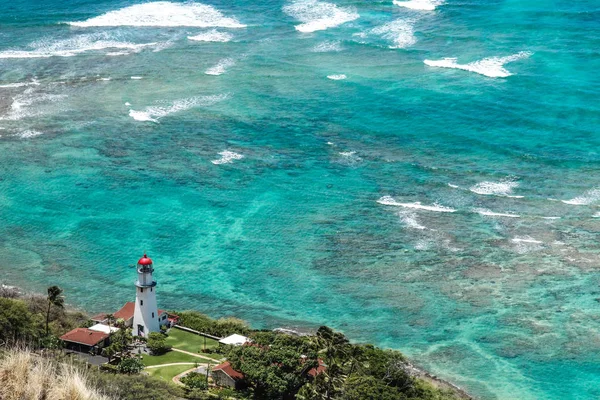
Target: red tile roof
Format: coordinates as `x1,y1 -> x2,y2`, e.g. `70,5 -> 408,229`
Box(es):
60,328 -> 109,346
114,302 -> 135,321
90,313 -> 107,322
308,359 -> 327,377
213,361 -> 244,380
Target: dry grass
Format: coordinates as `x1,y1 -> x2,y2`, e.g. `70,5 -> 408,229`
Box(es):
0,348 -> 112,400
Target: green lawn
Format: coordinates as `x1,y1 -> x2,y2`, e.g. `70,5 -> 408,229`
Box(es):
146,364 -> 194,382
141,350 -> 213,366
165,328 -> 221,354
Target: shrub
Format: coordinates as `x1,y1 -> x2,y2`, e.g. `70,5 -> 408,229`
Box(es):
177,311 -> 249,337
147,332 -> 171,355
180,372 -> 208,390
117,357 -> 144,374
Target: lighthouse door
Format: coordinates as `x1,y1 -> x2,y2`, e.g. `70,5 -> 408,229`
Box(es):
137,324 -> 144,336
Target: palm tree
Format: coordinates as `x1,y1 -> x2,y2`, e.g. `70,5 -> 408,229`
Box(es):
45,286 -> 64,336
106,314 -> 115,338
299,326 -> 352,400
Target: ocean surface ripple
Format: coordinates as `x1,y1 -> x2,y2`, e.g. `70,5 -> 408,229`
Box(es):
0,1 -> 599,399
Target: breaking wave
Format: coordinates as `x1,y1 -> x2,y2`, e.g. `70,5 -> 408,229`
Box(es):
0,89 -> 67,121
312,40 -> 343,52
424,52 -> 532,78
393,0 -> 443,11
212,150 -> 244,165
205,58 -> 236,76
469,178 -> 523,198
511,237 -> 543,244
17,130 -> 44,139
370,19 -> 416,49
327,74 -> 346,80
0,34 -> 155,59
398,211 -> 427,230
562,188 -> 600,205
474,208 -> 520,218
68,2 -> 245,28
188,29 -> 234,42
0,79 -> 40,88
129,94 -> 228,123
283,0 -> 359,33
377,196 -> 456,213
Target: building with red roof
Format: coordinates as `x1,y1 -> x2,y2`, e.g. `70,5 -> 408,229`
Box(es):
211,361 -> 246,389
60,328 -> 109,355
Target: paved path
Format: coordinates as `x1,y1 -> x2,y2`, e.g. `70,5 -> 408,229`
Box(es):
171,348 -> 223,363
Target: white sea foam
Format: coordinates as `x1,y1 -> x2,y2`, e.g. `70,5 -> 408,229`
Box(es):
17,130 -> 43,138
562,188 -> 600,205
312,40 -> 343,52
0,89 -> 67,121
511,237 -> 543,244
398,211 -> 427,230
212,150 -> 244,165
424,52 -> 532,78
125,102 -> 131,106
370,19 -> 416,49
188,29 -> 234,42
68,2 -> 245,28
469,178 -> 523,198
475,208 -> 520,218
593,212 -> 600,218
131,76 -> 143,80
96,77 -> 111,81
327,74 -> 346,80
377,196 -> 456,213
393,0 -> 443,11
129,94 -> 227,123
283,0 -> 359,33
0,35 -> 155,59
205,58 -> 235,76
447,183 -> 459,188
0,79 -> 40,88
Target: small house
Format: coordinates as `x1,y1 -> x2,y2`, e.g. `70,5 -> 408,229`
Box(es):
60,328 -> 109,355
211,361 -> 245,389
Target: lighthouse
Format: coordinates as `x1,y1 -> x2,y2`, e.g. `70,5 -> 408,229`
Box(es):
132,254 -> 160,337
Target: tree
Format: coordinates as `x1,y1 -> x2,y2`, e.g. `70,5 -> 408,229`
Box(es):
0,297 -> 42,342
227,333 -> 317,399
180,372 -> 208,390
117,356 -> 145,374
106,314 -> 115,337
147,332 -> 171,355
301,326 -> 352,400
45,286 -> 64,336
342,375 -> 406,400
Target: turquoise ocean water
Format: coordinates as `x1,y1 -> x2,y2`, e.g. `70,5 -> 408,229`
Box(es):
1,0 -> 600,398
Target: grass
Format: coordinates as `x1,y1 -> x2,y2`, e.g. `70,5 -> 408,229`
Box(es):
141,350 -> 213,367
146,364 -> 194,382
165,327 -> 221,355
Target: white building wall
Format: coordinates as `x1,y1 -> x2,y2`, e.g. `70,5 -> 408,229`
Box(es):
133,272 -> 160,337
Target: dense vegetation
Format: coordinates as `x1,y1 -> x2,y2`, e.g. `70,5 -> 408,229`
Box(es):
227,327 -> 461,400
177,310 -> 250,337
0,285 -> 468,400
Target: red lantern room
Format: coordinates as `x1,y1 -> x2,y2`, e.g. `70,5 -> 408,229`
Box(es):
137,253 -> 154,274
138,254 -> 153,266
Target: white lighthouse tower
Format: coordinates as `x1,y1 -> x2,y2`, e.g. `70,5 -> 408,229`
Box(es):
132,254 -> 160,337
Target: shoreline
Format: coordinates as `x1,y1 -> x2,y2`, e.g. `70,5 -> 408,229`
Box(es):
1,283 -> 474,399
